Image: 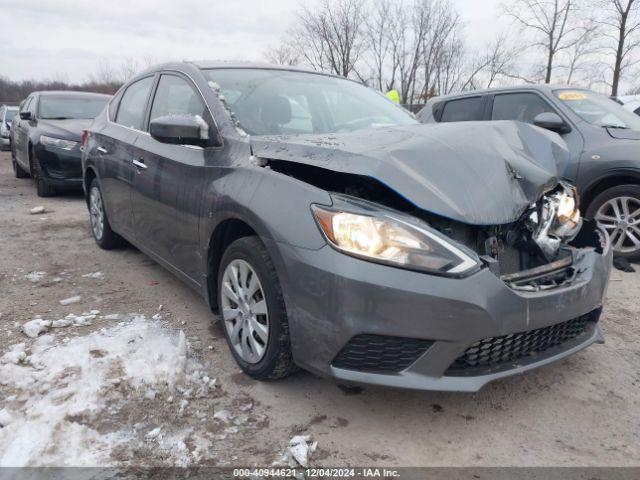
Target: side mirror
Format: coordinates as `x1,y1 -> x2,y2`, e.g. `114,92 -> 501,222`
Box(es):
19,111 -> 31,120
149,114 -> 215,147
533,112 -> 571,134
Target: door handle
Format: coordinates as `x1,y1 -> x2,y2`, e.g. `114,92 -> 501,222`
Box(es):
132,158 -> 147,170
97,146 -> 108,154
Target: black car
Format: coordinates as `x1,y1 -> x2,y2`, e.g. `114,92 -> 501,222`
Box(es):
11,91 -> 110,197
418,85 -> 640,260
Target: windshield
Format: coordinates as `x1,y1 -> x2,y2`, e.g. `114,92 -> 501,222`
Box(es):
38,96 -> 108,120
202,68 -> 417,135
554,89 -> 640,130
5,109 -> 17,122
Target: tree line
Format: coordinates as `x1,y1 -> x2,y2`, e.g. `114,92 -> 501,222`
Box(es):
0,57 -> 153,104
267,0 -> 640,103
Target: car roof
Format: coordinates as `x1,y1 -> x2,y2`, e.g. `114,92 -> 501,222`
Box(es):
428,84 -> 586,103
139,60 -> 351,82
31,90 -> 111,99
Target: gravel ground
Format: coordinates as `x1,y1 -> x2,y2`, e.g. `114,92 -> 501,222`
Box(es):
0,151 -> 639,467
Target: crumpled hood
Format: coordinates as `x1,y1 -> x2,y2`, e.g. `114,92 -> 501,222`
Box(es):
38,118 -> 94,141
251,121 -> 569,225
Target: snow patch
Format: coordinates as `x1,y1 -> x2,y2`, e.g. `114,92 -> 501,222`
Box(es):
59,295 -> 81,306
0,315 -> 199,466
29,206 -> 45,215
279,435 -> 318,468
82,272 -> 104,279
25,271 -> 46,283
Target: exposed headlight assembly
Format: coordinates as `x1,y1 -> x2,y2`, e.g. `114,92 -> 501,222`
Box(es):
532,183 -> 582,260
40,135 -> 78,151
312,206 -> 480,276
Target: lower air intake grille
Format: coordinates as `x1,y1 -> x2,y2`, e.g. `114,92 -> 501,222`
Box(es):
446,309 -> 600,375
332,334 -> 433,374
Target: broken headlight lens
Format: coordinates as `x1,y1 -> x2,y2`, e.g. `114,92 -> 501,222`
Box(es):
312,206 -> 479,275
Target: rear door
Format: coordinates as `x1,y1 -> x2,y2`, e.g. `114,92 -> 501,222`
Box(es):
96,75 -> 155,239
131,72 -> 211,285
436,95 -> 486,123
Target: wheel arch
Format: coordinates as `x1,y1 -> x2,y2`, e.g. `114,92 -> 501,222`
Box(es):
581,170 -> 640,216
84,166 -> 98,207
206,217 -> 262,313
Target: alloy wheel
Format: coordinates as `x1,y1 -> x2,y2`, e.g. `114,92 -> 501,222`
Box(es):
89,186 -> 105,241
220,259 -> 269,364
595,196 -> 640,254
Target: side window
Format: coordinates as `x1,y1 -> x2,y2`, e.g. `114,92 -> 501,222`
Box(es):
108,89 -> 123,120
491,93 -> 556,124
149,74 -> 206,122
21,97 -> 32,114
440,97 -> 483,122
115,76 -> 154,130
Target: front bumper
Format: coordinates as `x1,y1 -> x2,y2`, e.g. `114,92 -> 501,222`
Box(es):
271,228 -> 612,392
33,143 -> 83,188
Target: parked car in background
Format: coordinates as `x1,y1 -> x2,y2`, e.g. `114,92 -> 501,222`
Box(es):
615,95 -> 640,116
81,62 -> 610,391
11,91 -> 110,197
0,105 -> 18,151
418,86 -> 640,260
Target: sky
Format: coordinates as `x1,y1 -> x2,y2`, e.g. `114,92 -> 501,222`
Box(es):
0,0 -> 508,83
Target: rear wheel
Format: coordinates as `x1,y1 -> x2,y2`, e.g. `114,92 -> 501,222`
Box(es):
587,185 -> 640,261
89,178 -> 126,249
12,157 -> 29,178
217,236 -> 296,380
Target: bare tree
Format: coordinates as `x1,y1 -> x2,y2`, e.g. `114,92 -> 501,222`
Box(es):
593,0 -> 640,96
265,44 -> 301,66
505,0 -> 581,83
364,0 -> 394,91
554,21 -> 601,84
290,0 -> 366,77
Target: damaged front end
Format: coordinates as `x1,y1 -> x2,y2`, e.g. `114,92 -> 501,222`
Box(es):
423,182 -> 607,292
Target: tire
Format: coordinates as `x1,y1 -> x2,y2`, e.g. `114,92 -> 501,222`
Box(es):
217,236 -> 296,380
12,156 -> 29,179
88,178 -> 126,250
31,154 -> 56,197
586,184 -> 640,261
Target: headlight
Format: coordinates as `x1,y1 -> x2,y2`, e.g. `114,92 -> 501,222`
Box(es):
312,205 -> 479,275
40,135 -> 78,151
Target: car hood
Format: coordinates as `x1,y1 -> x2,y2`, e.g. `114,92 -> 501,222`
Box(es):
250,121 -> 568,225
606,127 -> 640,140
38,118 -> 94,141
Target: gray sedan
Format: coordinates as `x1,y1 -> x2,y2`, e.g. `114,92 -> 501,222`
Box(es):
81,62 -> 611,391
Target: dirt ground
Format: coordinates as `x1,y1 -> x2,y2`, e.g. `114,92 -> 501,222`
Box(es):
0,150 -> 639,468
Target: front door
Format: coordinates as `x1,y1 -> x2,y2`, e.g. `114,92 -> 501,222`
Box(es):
489,91 -> 584,180
131,73 -> 211,285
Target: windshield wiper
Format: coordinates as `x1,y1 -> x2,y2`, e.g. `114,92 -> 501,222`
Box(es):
601,124 -> 629,129
43,117 -> 72,120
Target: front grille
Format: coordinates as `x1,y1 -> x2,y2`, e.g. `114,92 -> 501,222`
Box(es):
446,310 -> 600,375
332,334 -> 433,374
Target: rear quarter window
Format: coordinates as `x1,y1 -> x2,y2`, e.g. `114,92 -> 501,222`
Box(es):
440,97 -> 483,122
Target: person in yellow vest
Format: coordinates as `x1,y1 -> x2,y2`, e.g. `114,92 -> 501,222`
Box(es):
385,89 -> 400,104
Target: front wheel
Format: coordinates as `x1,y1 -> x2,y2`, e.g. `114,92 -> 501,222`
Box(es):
12,157 -> 29,178
217,236 -> 296,380
31,155 -> 56,197
586,184 -> 640,261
